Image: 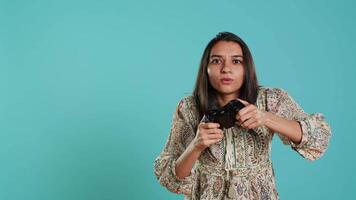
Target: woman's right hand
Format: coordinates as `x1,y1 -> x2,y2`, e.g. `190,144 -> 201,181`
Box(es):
193,122 -> 224,152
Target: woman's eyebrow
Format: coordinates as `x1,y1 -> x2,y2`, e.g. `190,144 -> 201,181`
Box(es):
210,54 -> 243,58
210,55 -> 222,58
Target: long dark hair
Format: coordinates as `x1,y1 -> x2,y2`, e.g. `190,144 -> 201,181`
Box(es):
193,32 -> 261,120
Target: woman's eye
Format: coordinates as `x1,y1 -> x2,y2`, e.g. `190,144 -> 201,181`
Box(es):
211,59 -> 221,64
233,59 -> 243,64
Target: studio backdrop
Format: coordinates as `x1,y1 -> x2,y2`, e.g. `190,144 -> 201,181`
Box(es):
0,0 -> 354,199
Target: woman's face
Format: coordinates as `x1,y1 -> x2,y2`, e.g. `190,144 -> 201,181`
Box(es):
207,41 -> 245,98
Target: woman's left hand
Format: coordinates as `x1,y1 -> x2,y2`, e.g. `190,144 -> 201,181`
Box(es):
236,99 -> 268,129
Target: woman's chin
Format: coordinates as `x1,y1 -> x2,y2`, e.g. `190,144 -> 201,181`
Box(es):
217,89 -> 239,96
213,85 -> 240,95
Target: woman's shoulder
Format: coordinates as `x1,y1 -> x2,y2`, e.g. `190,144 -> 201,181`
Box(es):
258,86 -> 290,106
176,94 -> 200,123
177,94 -> 198,109
258,86 -> 296,113
258,86 -> 289,98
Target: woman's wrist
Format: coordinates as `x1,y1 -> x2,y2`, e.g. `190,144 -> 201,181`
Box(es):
263,111 -> 275,131
191,138 -> 205,154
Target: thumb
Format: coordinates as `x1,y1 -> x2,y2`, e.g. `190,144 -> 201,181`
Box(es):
237,98 -> 250,106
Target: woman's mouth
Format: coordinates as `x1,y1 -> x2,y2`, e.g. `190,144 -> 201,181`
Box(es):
220,78 -> 233,84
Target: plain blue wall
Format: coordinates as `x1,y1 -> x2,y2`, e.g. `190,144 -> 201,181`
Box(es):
1,0 -> 354,199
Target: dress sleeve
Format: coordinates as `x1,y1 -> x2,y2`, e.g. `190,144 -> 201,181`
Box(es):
153,97 -> 196,195
267,88 -> 332,161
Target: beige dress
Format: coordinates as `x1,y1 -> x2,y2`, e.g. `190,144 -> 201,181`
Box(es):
153,87 -> 332,200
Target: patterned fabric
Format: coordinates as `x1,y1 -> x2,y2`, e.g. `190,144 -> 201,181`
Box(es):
153,87 -> 332,200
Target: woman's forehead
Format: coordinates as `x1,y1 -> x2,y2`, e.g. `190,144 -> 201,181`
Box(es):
210,41 -> 243,57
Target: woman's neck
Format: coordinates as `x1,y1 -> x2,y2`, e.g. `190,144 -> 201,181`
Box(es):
216,92 -> 239,107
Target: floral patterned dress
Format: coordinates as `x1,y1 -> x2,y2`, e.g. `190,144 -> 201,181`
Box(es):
153,87 -> 332,200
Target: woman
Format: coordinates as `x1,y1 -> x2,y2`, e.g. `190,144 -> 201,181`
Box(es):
153,32 -> 332,200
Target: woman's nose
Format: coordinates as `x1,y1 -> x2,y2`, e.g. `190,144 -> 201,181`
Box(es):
221,64 -> 232,73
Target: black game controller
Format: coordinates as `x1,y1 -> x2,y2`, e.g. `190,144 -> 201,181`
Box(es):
204,99 -> 246,129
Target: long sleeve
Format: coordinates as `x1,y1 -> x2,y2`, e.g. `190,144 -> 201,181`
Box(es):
153,97 -> 196,195
267,88 -> 332,161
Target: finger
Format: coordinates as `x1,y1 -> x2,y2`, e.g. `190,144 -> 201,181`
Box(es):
206,138 -> 223,145
239,110 -> 257,123
235,120 -> 241,126
237,98 -> 250,106
207,132 -> 224,140
246,121 -> 258,129
198,122 -> 211,129
238,104 -> 256,116
198,122 -> 206,129
242,118 -> 256,128
201,122 -> 220,129
203,128 -> 223,135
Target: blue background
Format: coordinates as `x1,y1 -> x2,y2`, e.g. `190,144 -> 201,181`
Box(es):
1,0 -> 354,199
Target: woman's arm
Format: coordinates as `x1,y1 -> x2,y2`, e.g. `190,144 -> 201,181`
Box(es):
264,112 -> 303,145
175,141 -> 202,179
153,97 -> 197,195
236,88 -> 332,161
236,102 -> 302,144
176,121 -> 223,179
